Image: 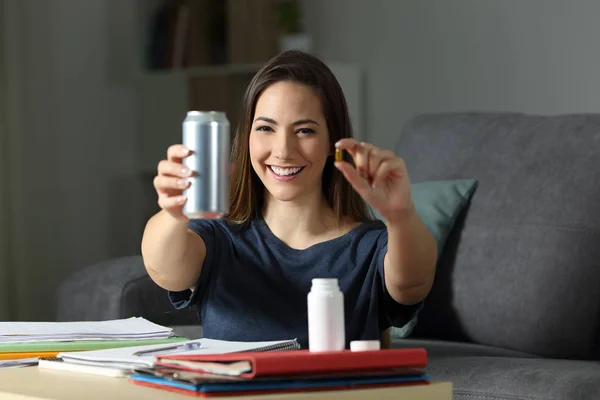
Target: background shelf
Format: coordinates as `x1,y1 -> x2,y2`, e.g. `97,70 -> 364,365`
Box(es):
126,0 -> 364,171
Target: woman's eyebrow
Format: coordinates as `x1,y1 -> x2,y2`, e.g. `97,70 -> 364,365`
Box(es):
253,116 -> 319,126
254,116 -> 277,124
292,119 -> 319,126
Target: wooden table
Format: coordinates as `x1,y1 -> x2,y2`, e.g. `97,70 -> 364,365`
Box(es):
0,367 -> 452,399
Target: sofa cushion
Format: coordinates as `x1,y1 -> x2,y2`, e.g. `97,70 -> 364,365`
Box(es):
171,325 -> 204,340
370,179 -> 478,255
56,256 -> 199,326
390,338 -> 537,359
395,112 -> 600,360
411,179 -> 478,255
427,356 -> 600,400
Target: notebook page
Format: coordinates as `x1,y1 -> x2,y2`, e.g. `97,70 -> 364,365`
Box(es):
0,333 -> 172,344
0,317 -> 172,337
58,338 -> 298,368
168,338 -> 300,356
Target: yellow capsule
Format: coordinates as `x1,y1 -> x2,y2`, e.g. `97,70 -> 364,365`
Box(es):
335,148 -> 343,162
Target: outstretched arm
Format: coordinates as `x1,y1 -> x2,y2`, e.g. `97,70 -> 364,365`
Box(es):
383,205 -> 437,304
334,139 -> 437,305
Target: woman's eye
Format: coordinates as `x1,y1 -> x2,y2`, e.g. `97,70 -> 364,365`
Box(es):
297,128 -> 316,135
255,125 -> 273,132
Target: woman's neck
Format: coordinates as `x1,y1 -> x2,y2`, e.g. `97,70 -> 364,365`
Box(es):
261,191 -> 344,249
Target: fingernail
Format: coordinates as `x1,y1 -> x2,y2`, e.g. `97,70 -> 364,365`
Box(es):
177,179 -> 188,187
177,196 -> 186,204
181,148 -> 190,156
181,168 -> 190,175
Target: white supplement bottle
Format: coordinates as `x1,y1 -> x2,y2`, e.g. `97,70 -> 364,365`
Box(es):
307,278 -> 345,352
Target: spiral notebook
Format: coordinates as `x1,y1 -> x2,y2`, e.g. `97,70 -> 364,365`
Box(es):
57,338 -> 301,370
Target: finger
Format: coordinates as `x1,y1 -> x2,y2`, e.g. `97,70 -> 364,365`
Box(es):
354,143 -> 374,179
158,193 -> 187,210
158,160 -> 193,178
368,149 -> 395,177
336,140 -> 383,179
154,175 -> 191,193
334,138 -> 361,152
371,158 -> 405,189
167,144 -> 191,162
334,161 -> 372,199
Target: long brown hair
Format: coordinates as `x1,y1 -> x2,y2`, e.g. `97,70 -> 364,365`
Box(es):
226,50 -> 373,225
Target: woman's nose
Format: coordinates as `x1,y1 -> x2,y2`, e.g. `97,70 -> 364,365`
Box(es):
272,132 -> 296,159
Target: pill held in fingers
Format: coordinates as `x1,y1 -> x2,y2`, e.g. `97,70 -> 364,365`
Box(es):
335,148 -> 343,162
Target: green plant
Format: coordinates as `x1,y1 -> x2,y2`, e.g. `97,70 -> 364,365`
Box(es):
277,0 -> 302,34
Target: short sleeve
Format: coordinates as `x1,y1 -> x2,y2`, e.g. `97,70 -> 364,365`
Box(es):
167,218 -> 218,310
374,230 -> 424,333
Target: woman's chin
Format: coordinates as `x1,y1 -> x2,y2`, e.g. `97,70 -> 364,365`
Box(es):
266,188 -> 304,202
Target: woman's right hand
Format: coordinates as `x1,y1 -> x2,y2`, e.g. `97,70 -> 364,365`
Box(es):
153,144 -> 193,220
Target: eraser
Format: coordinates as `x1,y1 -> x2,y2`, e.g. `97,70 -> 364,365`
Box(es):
350,340 -> 381,351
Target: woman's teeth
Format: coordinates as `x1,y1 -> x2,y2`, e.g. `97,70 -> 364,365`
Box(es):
270,166 -> 303,176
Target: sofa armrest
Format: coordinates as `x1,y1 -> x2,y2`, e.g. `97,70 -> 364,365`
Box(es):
55,255 -> 199,326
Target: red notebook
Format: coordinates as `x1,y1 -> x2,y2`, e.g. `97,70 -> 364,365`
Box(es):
156,348 -> 428,379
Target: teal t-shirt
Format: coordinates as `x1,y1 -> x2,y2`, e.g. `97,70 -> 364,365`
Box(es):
168,216 -> 421,349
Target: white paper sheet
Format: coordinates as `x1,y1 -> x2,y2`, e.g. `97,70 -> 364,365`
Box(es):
0,333 -> 173,344
0,317 -> 172,337
0,317 -> 173,344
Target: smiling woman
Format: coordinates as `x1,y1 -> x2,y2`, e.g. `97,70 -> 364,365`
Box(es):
141,50 -> 437,350
248,81 -> 336,211
226,52 -> 370,228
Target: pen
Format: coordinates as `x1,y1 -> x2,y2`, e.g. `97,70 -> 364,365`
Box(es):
133,341 -> 202,356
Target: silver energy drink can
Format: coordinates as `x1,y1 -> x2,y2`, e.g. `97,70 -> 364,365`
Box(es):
182,111 -> 230,219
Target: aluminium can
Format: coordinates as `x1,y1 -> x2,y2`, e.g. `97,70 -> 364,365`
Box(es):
182,110 -> 230,219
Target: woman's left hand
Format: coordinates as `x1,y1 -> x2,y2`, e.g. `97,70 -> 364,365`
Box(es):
334,138 -> 414,223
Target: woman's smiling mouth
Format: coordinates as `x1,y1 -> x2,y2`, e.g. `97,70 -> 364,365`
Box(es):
268,165 -> 305,181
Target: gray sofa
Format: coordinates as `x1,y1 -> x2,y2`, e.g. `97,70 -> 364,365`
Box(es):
56,112 -> 600,399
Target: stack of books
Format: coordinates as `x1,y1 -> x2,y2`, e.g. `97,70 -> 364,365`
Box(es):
3,330 -> 433,397
127,346 -> 431,397
0,317 -> 183,369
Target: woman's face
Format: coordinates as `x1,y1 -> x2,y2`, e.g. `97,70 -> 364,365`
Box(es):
249,81 -> 330,203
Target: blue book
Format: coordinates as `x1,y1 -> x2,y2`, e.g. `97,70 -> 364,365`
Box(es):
129,372 -> 431,396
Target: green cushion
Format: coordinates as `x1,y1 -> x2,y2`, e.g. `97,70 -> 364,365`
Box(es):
369,179 -> 478,338
411,179 -> 478,254
370,179 -> 478,255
